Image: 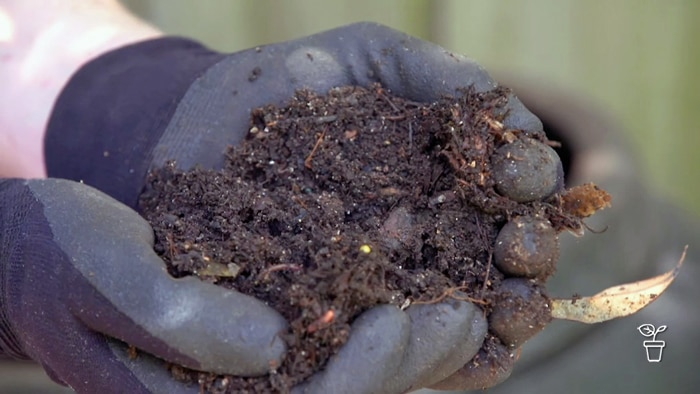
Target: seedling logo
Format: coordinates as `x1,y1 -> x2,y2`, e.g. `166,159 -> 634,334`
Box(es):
637,323 -> 667,362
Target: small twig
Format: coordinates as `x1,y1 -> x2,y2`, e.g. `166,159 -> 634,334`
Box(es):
475,215 -> 494,299
258,263 -> 303,282
304,129 -> 327,169
292,195 -> 309,211
413,285 -> 488,305
307,309 -> 336,333
480,252 -> 493,300
379,90 -> 401,112
165,232 -> 176,261
481,113 -> 504,131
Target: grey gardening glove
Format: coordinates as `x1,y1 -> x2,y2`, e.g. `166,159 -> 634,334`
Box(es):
43,22 -> 557,392
0,178 -> 287,393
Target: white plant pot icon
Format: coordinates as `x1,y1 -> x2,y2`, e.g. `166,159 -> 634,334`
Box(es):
638,324 -> 667,362
643,340 -> 665,362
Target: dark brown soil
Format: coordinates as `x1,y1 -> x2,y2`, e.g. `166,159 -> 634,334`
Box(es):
138,84 -> 584,393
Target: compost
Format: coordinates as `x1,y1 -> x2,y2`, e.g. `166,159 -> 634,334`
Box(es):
139,84 -> 593,393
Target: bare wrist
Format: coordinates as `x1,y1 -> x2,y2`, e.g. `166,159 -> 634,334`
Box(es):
0,0 -> 162,177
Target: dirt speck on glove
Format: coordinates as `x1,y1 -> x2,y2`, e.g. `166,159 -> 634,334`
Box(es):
139,85 -> 591,393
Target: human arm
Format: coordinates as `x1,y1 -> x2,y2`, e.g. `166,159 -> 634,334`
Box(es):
0,0 -> 161,178
1,2 -> 291,392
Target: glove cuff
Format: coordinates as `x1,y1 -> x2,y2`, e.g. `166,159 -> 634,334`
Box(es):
0,180 -> 31,359
45,37 -> 225,208
0,317 -> 27,359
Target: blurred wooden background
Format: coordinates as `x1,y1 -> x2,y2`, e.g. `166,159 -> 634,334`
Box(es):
121,0 -> 700,216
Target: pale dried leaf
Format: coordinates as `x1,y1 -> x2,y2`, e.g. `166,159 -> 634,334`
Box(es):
551,246 -> 687,323
196,262 -> 241,278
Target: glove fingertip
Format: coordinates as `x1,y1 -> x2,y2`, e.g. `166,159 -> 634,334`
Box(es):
501,93 -> 545,135
392,299 -> 487,392
292,305 -> 410,394
428,335 -> 516,391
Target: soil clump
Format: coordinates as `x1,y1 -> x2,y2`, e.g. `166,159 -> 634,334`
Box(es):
139,84 -> 585,392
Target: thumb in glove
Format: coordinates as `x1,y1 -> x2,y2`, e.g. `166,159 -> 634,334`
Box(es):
0,178 -> 287,393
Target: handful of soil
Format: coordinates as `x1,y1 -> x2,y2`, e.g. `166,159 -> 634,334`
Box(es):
139,84 -> 599,392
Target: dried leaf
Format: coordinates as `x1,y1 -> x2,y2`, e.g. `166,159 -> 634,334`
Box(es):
551,246 -> 686,323
561,183 -> 612,218
196,262 -> 241,278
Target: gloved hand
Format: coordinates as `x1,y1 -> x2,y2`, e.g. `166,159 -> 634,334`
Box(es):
41,22 -> 558,393
0,178 -> 288,393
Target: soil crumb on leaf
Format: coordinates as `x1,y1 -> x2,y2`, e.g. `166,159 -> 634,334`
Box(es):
139,84 -> 589,393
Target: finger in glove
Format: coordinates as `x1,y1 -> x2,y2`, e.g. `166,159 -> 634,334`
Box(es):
26,179 -> 287,376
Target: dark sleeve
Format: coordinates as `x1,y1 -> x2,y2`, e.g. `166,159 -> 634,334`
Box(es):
45,37 -> 226,207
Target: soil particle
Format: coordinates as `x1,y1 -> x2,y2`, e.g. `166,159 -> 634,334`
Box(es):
139,84 -> 588,393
